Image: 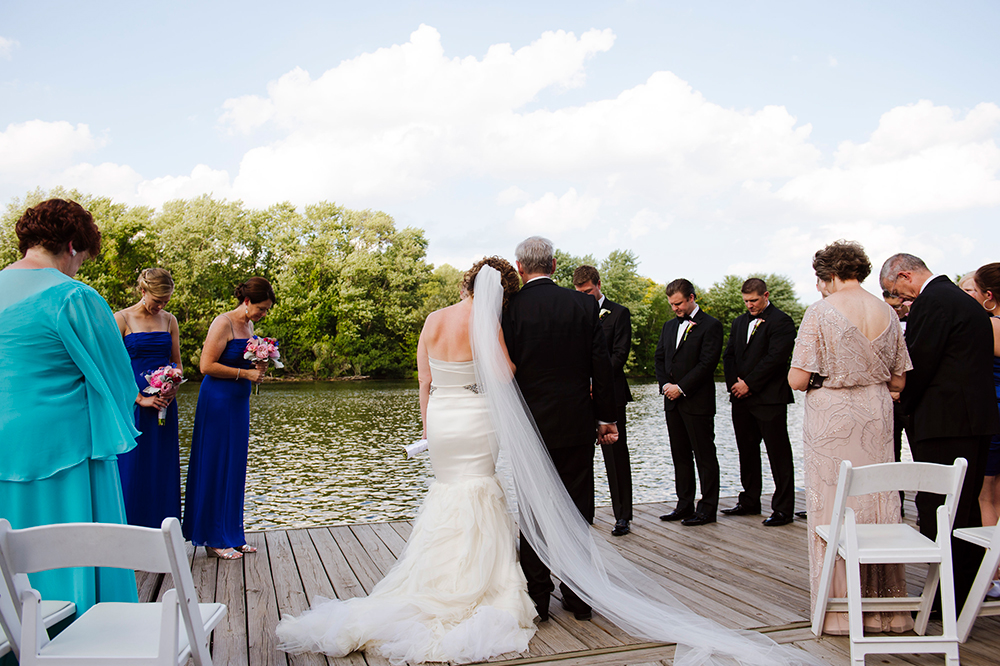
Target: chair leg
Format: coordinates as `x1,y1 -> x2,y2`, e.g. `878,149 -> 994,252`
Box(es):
958,540 -> 1000,642
914,562 -> 940,635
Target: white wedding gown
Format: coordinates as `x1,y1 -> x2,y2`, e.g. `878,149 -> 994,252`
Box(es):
276,358 -> 537,664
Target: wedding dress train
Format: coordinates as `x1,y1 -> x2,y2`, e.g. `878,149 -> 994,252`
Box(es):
276,358 -> 536,664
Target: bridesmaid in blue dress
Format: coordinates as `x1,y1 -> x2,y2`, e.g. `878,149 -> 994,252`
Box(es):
114,268 -> 182,528
0,199 -> 139,614
183,277 -> 275,560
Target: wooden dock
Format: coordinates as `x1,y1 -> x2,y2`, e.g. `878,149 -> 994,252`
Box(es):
140,495 -> 1000,665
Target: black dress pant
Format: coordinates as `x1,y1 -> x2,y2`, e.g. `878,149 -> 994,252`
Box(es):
520,444 -> 594,613
731,402 -> 794,516
909,435 -> 990,608
600,404 -> 632,522
665,409 -> 719,517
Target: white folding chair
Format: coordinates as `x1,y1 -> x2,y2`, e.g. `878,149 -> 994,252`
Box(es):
954,517 -> 1000,642
812,458 -> 967,666
0,570 -> 75,660
0,517 -> 226,666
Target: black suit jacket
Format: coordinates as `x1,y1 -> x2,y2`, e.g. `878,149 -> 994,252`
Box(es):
722,303 -> 796,409
901,276 -> 1000,441
502,278 -> 617,450
654,308 -> 723,415
599,298 -> 633,406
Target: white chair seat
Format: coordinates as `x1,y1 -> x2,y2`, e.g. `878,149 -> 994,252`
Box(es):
38,601 -> 225,658
1,580 -> 75,658
817,523 -> 943,563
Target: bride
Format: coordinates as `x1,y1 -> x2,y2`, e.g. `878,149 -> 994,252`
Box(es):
278,258 -> 823,666
276,257 -> 536,663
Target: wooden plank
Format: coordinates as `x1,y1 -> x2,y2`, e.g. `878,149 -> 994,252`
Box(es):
349,525 -> 397,576
266,530 -> 331,666
244,531 -> 283,666
212,546 -> 249,666
135,571 -> 162,603
327,527 -> 386,592
368,522 -> 407,559
389,520 -> 413,542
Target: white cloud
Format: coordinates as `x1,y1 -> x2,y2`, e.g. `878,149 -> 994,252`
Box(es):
496,185 -> 530,206
0,120 -> 104,176
0,37 -> 18,59
512,188 -> 600,233
771,101 -> 1000,218
627,207 -> 668,238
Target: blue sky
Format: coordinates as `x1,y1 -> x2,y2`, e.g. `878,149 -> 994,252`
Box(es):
2,1 -> 998,300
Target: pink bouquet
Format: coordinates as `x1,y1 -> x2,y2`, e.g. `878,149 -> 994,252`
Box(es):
142,364 -> 186,425
244,336 -> 283,394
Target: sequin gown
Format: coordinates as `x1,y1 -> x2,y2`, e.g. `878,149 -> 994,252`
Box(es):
791,298 -> 914,635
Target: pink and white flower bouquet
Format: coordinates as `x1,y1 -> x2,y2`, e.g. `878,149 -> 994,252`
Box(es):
142,364 -> 187,425
244,336 -> 284,394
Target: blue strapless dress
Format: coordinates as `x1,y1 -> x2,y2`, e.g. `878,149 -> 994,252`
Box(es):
117,332 -> 181,528
182,338 -> 254,548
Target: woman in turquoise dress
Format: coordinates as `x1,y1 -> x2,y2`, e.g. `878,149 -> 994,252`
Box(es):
182,277 -> 274,560
0,198 -> 140,614
114,268 -> 182,528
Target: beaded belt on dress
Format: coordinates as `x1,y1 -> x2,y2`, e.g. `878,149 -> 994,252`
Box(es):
429,383 -> 481,394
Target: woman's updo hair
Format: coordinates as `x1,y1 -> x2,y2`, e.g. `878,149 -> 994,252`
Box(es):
974,263 -> 1000,304
138,268 -> 174,299
462,256 -> 520,309
15,198 -> 101,257
812,240 -> 872,283
235,276 -> 276,305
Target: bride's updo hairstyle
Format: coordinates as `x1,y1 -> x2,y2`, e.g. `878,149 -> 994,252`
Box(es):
463,257 -> 520,309
137,268 -> 174,299
235,276 -> 276,304
812,240 -> 872,283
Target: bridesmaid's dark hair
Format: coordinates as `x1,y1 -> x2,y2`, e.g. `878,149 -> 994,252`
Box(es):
813,240 -> 871,283
463,256 -> 520,309
235,277 -> 276,305
974,263 -> 1000,306
15,198 -> 101,257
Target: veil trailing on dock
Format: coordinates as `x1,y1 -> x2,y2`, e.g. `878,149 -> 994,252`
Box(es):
471,266 -> 823,666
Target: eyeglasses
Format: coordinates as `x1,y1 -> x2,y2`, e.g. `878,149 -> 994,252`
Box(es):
886,272 -> 904,298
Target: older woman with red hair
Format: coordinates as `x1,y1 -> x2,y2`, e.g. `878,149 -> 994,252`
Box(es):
0,199 -> 140,613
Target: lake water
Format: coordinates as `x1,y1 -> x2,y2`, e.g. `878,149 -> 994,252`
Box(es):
174,379 -> 808,530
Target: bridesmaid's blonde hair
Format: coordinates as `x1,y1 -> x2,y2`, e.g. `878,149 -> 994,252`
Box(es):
138,268 -> 175,299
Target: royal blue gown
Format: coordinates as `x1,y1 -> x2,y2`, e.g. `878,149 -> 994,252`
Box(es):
182,338 -> 254,548
118,331 -> 182,528
0,268 -> 140,615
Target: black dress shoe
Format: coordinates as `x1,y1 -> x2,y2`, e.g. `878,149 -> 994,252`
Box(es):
762,511 -> 794,526
680,512 -> 715,526
795,510 -> 808,518
720,503 -> 761,516
612,519 -> 631,536
659,508 -> 694,522
562,598 -> 592,621
531,594 -> 549,621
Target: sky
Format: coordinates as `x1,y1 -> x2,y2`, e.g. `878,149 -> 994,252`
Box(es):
1,1 -> 998,301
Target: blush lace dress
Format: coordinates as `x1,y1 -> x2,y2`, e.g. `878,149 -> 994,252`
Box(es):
275,358 -> 536,664
791,298 -> 915,635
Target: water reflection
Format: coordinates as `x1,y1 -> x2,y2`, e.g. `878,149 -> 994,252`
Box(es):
176,379 -> 806,530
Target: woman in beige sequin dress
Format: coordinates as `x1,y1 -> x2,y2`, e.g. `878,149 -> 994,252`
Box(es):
788,241 -> 914,635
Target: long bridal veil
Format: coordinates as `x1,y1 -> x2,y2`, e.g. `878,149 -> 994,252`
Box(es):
471,266 -> 823,666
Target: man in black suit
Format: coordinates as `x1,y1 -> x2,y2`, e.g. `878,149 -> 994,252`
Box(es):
721,278 -> 797,526
880,253 -> 1000,607
502,237 -> 618,622
654,279 -> 724,526
573,265 -> 634,537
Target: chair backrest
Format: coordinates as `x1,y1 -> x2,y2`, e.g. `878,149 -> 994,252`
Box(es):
0,517 -> 211,663
829,459 -> 968,536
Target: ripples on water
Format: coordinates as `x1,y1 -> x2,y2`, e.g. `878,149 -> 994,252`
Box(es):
176,379 -> 806,530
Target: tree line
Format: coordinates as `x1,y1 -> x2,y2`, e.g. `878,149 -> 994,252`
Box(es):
2,188 -> 805,378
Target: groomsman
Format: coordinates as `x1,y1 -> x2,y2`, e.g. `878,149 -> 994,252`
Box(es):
573,265 -> 634,537
880,253 -> 1000,607
654,279 -> 723,526
721,278 -> 796,526
503,237 -> 618,622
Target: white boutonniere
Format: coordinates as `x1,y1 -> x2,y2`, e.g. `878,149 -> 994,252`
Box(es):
749,317 -> 764,339
599,308 -> 611,320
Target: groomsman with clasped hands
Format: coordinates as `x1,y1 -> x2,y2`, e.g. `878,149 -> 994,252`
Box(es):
721,278 -> 797,527
654,279 -> 724,527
